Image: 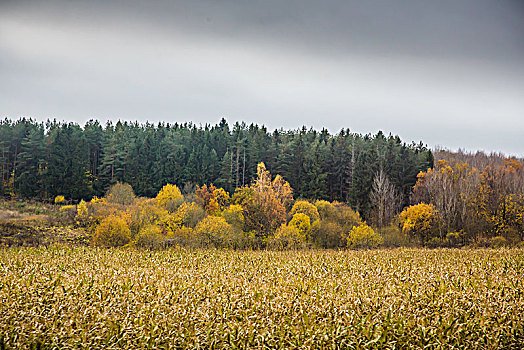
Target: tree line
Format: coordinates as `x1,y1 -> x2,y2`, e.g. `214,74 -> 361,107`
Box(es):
405,150 -> 524,246
0,117 -> 433,221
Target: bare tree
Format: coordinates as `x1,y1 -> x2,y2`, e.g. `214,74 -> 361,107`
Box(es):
370,169 -> 402,227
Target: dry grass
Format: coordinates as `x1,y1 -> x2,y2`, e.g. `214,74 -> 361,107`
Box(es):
1,247 -> 523,349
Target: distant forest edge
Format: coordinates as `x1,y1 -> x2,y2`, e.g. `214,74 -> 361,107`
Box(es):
0,118 -> 433,215
1,118 -> 524,247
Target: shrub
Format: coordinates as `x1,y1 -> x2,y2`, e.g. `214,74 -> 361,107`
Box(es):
170,226 -> 195,241
290,200 -> 320,222
175,202 -> 205,228
347,224 -> 383,249
444,231 -> 464,248
378,224 -> 414,248
222,204 -> 245,230
333,202 -> 363,231
133,224 -> 165,249
54,195 -> 66,204
106,182 -> 136,206
194,216 -> 235,247
87,197 -> 124,226
126,198 -> 179,236
490,236 -> 508,248
426,237 -> 444,249
310,220 -> 346,249
314,200 -> 337,221
93,215 -> 131,247
268,224 -> 306,250
155,184 -> 183,212
288,213 -> 311,239
75,200 -> 89,226
56,204 -> 76,225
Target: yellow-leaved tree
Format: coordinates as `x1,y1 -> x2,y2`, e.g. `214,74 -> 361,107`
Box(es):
155,184 -> 183,212
399,203 -> 440,244
290,200 -> 320,223
288,213 -> 311,240
234,162 -> 292,238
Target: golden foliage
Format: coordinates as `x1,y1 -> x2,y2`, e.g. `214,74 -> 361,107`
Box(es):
155,184 -> 183,212
269,224 -> 306,249
194,216 -> 235,245
288,213 -> 311,239
93,214 -> 131,247
314,200 -> 337,221
221,204 -> 245,229
309,220 -> 346,248
233,163 -> 292,237
291,200 -> 320,222
399,203 -> 439,243
75,200 -> 89,226
174,202 -> 205,228
196,184 -> 230,214
126,198 -> 179,236
133,224 -> 165,248
346,223 -> 383,249
54,195 -> 65,204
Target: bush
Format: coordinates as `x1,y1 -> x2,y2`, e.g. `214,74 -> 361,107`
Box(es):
56,204 -> 76,225
169,226 -> 195,242
267,224 -> 306,250
310,220 -> 346,249
426,237 -> 444,249
106,182 -> 136,206
133,224 -> 165,249
155,184 -> 183,212
75,200 -> 89,226
334,202 -> 363,231
347,224 -> 383,249
93,215 -> 131,247
378,224 -> 415,248
314,200 -> 337,221
54,195 -> 66,204
126,198 -> 179,236
444,231 -> 465,248
288,213 -> 310,239
222,204 -> 245,230
490,236 -> 508,248
86,197 -> 124,228
290,201 -> 319,222
194,216 -> 235,247
175,202 -> 206,228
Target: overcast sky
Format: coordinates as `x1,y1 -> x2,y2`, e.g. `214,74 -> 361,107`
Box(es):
1,0 -> 523,156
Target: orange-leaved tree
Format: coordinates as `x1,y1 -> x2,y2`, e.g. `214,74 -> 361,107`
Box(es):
234,162 -> 292,238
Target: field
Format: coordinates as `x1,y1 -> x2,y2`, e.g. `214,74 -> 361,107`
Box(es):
1,248 -> 524,349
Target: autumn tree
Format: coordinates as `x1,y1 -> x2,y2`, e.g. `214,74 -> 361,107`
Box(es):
196,184 -> 231,214
399,203 -> 440,244
155,183 -> 183,212
369,169 -> 401,227
234,162 -> 292,238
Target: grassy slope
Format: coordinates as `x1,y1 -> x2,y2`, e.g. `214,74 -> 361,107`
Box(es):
0,200 -> 88,246
1,247 -> 523,348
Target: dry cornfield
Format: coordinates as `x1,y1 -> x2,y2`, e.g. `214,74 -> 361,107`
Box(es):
1,247 -> 523,349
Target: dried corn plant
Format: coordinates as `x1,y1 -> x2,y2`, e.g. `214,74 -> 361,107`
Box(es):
1,247 -> 523,348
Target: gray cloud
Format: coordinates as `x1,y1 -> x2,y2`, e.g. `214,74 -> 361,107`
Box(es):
1,0 -> 524,155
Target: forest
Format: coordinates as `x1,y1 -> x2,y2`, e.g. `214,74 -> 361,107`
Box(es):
0,118 -> 432,215
1,117 -> 523,248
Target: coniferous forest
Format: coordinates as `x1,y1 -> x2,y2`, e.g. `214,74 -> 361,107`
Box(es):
0,117 -> 433,220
